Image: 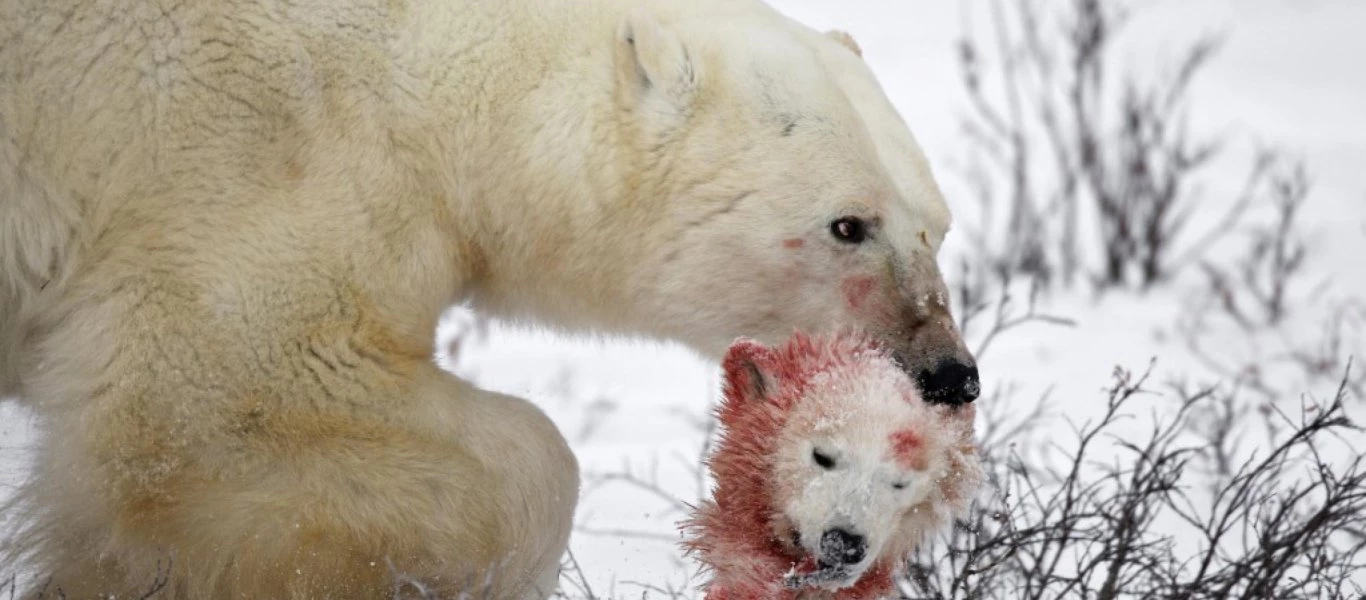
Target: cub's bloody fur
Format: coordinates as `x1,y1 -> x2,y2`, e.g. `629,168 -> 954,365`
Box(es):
682,332 -> 983,599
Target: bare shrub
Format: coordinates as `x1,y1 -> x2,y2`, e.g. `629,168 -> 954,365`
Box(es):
899,362 -> 1365,600
951,259 -> 1077,360
1199,158 -> 1312,329
955,0 -> 1276,291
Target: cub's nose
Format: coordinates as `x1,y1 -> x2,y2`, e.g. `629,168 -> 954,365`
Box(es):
819,528 -> 866,565
917,358 -> 981,405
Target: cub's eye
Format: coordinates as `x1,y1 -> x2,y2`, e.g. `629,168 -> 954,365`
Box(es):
892,482 -> 908,490
829,217 -> 867,244
812,449 -> 836,470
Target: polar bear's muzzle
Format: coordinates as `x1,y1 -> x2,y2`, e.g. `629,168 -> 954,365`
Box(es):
888,263 -> 981,406
891,319 -> 980,406
913,356 -> 980,406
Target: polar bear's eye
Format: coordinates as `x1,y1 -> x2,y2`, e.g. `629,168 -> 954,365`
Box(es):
829,218 -> 867,244
812,448 -> 836,469
892,482 -> 908,490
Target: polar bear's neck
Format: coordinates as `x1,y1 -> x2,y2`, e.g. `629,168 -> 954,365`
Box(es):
407,0 -> 700,332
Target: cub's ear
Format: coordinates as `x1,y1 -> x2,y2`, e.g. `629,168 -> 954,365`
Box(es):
722,338 -> 777,404
825,29 -> 862,57
615,9 -> 699,110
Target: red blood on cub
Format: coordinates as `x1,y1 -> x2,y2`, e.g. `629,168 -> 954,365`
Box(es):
890,429 -> 929,472
686,332 -> 890,599
708,334 -> 887,571
685,331 -> 930,599
683,331 -> 982,599
783,238 -> 805,249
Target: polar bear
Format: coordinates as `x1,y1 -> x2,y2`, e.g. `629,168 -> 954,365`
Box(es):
682,333 -> 982,599
0,0 -> 979,597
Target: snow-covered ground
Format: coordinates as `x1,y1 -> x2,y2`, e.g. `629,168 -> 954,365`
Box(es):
2,0 -> 1363,597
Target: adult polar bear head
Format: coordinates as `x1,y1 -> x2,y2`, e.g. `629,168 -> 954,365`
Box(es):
469,3 -> 978,405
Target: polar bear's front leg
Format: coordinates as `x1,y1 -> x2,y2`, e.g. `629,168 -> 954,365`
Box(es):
390,370 -> 582,599
9,282 -> 578,599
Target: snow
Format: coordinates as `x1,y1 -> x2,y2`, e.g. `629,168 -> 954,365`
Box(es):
2,0 -> 1364,596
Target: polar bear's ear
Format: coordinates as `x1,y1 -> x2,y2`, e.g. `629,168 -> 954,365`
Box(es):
722,338 -> 778,404
615,9 -> 699,110
825,29 -> 863,58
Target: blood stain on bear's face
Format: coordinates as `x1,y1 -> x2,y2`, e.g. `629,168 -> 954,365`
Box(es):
841,275 -> 877,311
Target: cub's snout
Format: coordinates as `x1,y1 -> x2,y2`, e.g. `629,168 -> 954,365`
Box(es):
819,527 -> 867,566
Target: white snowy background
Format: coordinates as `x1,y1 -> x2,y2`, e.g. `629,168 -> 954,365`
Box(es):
2,0 -> 1363,597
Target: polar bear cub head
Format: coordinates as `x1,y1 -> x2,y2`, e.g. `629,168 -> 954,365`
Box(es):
604,4 -> 979,405
686,332 -> 981,593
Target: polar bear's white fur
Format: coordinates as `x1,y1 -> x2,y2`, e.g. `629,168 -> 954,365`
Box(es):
0,0 -> 975,597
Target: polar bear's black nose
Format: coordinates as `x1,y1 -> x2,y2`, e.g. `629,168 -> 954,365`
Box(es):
917,358 -> 980,405
820,528 -> 866,565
